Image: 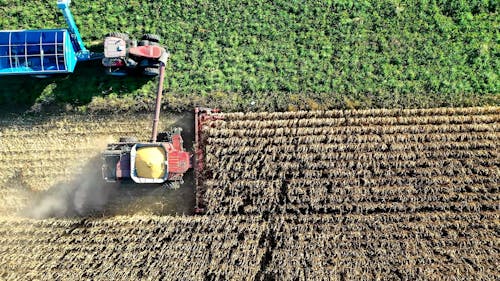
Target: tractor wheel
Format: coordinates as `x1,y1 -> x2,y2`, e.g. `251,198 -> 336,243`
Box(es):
141,34 -> 161,43
157,132 -> 171,142
138,40 -> 149,46
125,58 -> 138,68
105,68 -> 128,77
138,40 -> 160,47
106,32 -> 129,41
119,137 -> 138,143
143,67 -> 160,76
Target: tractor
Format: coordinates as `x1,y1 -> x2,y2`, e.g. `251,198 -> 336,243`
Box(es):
102,33 -> 167,77
0,0 -> 168,78
1,0 -> 221,212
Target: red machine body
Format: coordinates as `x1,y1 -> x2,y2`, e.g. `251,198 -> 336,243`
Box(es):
101,128 -> 192,185
194,107 -> 224,213
165,133 -> 191,180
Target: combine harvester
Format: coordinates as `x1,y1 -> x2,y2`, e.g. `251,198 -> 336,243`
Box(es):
101,104 -> 223,213
0,0 -> 222,213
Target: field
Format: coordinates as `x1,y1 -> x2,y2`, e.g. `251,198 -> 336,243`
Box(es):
200,107 -> 499,215
0,0 -> 498,279
0,114 -> 196,216
0,107 -> 498,279
0,0 -> 498,112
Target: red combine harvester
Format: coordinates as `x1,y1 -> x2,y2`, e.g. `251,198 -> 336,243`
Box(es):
100,33 -> 224,211
194,107 -> 224,213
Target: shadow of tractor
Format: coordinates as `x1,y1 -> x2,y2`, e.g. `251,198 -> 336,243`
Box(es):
0,43 -> 153,114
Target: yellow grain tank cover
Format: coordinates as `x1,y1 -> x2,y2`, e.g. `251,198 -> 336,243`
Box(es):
135,146 -> 166,179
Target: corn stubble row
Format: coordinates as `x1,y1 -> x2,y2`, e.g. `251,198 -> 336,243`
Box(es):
0,211 -> 497,280
0,107 -> 499,280
201,107 -> 499,215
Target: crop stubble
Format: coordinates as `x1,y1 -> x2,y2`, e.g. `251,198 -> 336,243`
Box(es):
200,107 -> 499,216
0,114 -> 174,214
0,107 -> 498,280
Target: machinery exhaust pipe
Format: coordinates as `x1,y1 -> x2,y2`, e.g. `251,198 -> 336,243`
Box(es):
151,62 -> 166,143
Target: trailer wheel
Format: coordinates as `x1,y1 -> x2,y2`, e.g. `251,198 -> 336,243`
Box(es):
106,32 -> 129,41
119,137 -> 138,143
141,34 -> 161,43
143,67 -> 160,76
31,74 -> 52,79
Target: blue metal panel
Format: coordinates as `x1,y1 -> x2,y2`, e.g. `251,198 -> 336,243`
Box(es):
0,29 -> 77,75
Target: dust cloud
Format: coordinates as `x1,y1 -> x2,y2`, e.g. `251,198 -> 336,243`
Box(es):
22,156 -> 116,219
21,158 -> 196,219
20,113 -> 197,219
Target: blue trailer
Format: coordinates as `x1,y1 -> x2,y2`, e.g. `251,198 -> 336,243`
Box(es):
0,0 -> 93,76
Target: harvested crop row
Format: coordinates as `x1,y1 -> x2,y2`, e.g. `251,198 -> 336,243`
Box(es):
0,211 -> 497,280
0,114 -> 175,192
199,107 -> 499,215
0,215 -> 267,280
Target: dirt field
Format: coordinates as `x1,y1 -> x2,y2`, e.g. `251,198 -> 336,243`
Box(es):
0,107 -> 498,280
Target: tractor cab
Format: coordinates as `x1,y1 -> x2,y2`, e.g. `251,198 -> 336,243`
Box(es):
102,33 -> 168,76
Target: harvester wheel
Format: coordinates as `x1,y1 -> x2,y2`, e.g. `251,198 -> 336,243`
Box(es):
157,132 -> 171,142
143,67 -> 160,76
163,181 -> 181,190
106,32 -> 130,41
119,137 -> 138,143
141,34 -> 161,43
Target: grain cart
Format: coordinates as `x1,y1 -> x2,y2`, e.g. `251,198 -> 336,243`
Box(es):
0,0 -> 96,77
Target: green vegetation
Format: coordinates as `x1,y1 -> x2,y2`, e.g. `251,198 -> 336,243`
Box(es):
0,0 -> 498,112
